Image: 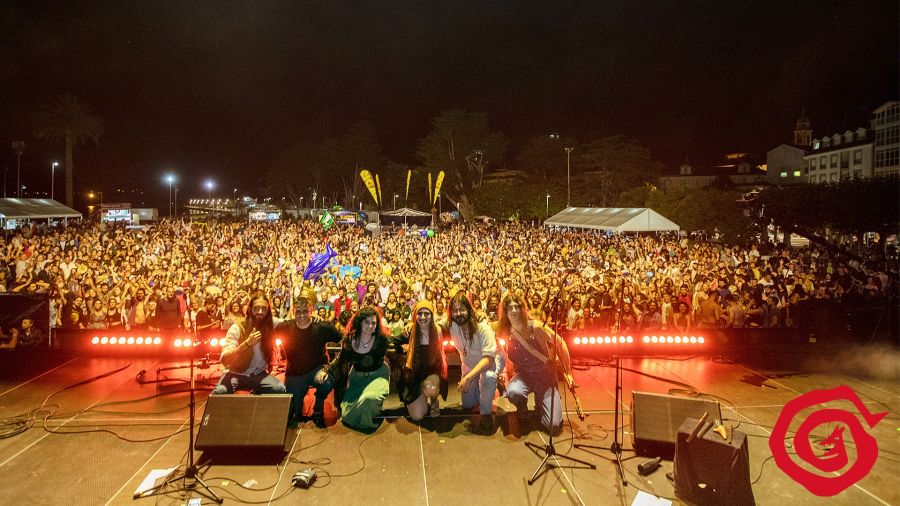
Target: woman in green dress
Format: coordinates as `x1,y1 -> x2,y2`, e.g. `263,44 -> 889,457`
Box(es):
317,306 -> 390,432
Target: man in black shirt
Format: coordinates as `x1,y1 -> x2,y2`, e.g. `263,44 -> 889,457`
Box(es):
276,296 -> 343,428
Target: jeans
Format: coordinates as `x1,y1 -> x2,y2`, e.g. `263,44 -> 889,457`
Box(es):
284,366 -> 333,420
212,371 -> 286,395
506,368 -> 562,434
460,352 -> 506,415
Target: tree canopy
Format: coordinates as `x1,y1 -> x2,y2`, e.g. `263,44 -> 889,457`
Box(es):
31,94 -> 104,207
416,110 -> 507,220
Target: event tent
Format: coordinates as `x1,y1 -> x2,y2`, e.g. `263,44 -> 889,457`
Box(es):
544,207 -> 679,232
0,198 -> 81,227
379,207 -> 432,226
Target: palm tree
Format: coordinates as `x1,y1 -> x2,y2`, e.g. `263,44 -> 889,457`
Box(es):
31,94 -> 104,208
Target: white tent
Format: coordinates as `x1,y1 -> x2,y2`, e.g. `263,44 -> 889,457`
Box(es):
0,198 -> 81,227
379,207 -> 432,226
544,207 -> 679,232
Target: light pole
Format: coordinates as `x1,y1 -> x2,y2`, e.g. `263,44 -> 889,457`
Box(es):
299,196 -> 304,208
205,179 -> 215,201
165,174 -> 175,217
564,147 -> 574,207
393,194 -> 398,210
89,191 -> 104,219
51,162 -> 59,201
546,193 -> 550,217
11,141 -> 24,198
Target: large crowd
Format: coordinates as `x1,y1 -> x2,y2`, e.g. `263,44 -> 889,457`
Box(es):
0,217 -> 893,341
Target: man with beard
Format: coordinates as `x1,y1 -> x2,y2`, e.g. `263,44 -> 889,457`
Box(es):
276,296 -> 342,427
447,292 -> 505,434
213,291 -> 286,394
155,286 -> 182,331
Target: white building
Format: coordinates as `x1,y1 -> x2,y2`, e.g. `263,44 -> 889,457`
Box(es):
804,128 -> 873,183
872,101 -> 899,177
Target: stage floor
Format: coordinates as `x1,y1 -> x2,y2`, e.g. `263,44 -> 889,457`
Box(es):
0,345 -> 897,506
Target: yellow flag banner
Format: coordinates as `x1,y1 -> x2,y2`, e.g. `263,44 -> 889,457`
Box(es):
428,172 -> 433,205
375,174 -> 383,208
433,171 -> 445,206
360,169 -> 379,205
405,169 -> 411,201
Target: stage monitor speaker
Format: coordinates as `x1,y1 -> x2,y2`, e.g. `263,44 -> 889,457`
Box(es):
195,394 -> 291,451
631,391 -> 722,459
674,417 -> 754,505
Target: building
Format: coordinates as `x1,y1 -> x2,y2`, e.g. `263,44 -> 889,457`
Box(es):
765,112 -> 813,185
658,153 -> 768,192
872,101 -> 899,177
804,127 -> 873,183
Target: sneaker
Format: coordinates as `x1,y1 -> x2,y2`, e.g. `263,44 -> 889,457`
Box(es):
311,411 -> 326,428
428,399 -> 440,418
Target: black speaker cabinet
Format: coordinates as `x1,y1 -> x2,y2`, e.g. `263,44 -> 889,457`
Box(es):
195,394 -> 291,451
631,391 -> 722,459
674,417 -> 754,506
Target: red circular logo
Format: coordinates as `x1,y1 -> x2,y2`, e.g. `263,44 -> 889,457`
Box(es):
769,385 -> 887,496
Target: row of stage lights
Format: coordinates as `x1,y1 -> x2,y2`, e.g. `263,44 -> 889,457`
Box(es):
571,335 -> 705,345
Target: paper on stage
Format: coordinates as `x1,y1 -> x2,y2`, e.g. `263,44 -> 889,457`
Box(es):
631,490 -> 672,506
133,467 -> 178,498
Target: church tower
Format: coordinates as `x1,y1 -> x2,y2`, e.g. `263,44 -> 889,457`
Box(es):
793,110 -> 812,147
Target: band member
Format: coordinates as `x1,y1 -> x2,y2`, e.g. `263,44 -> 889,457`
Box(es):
496,294 -> 574,435
276,296 -> 343,427
447,292 -> 505,434
396,300 -> 448,420
317,306 -> 390,432
213,291 -> 286,394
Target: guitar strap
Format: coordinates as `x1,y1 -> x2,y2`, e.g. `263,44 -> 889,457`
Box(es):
511,322 -> 552,364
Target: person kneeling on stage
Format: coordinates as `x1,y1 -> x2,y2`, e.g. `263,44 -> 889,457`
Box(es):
213,291 -> 286,395
448,292 -> 506,434
496,294 -> 574,436
396,301 -> 448,420
316,307 -> 390,433
276,296 -> 343,428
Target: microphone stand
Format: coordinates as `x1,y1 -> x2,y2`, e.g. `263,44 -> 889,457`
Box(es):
575,271 -> 630,487
526,269 -> 596,485
145,340 -> 223,503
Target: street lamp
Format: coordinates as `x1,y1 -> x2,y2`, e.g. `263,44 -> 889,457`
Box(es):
546,193 -> 550,217
11,141 -> 24,198
51,162 -> 59,201
564,147 -> 574,207
165,174 -> 175,217
88,190 -> 103,206
205,179 -> 215,201
393,194 -> 398,210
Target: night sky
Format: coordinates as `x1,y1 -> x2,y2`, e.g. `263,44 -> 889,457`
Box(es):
1,1 -> 897,206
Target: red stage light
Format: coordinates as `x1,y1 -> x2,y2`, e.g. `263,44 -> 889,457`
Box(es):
626,336 -> 634,343
126,337 -> 135,345
174,339 -> 183,347
153,337 -> 162,345
588,337 -> 597,344
675,336 -> 682,343
100,337 -> 109,344
442,340 -> 450,347
643,336 -> 650,343
698,336 -> 705,344
275,338 -> 282,346
666,336 -> 674,344
499,338 -> 506,347
573,337 -> 582,345
91,336 -> 99,345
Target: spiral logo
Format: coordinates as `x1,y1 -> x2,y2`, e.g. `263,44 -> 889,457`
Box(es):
769,385 -> 887,496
